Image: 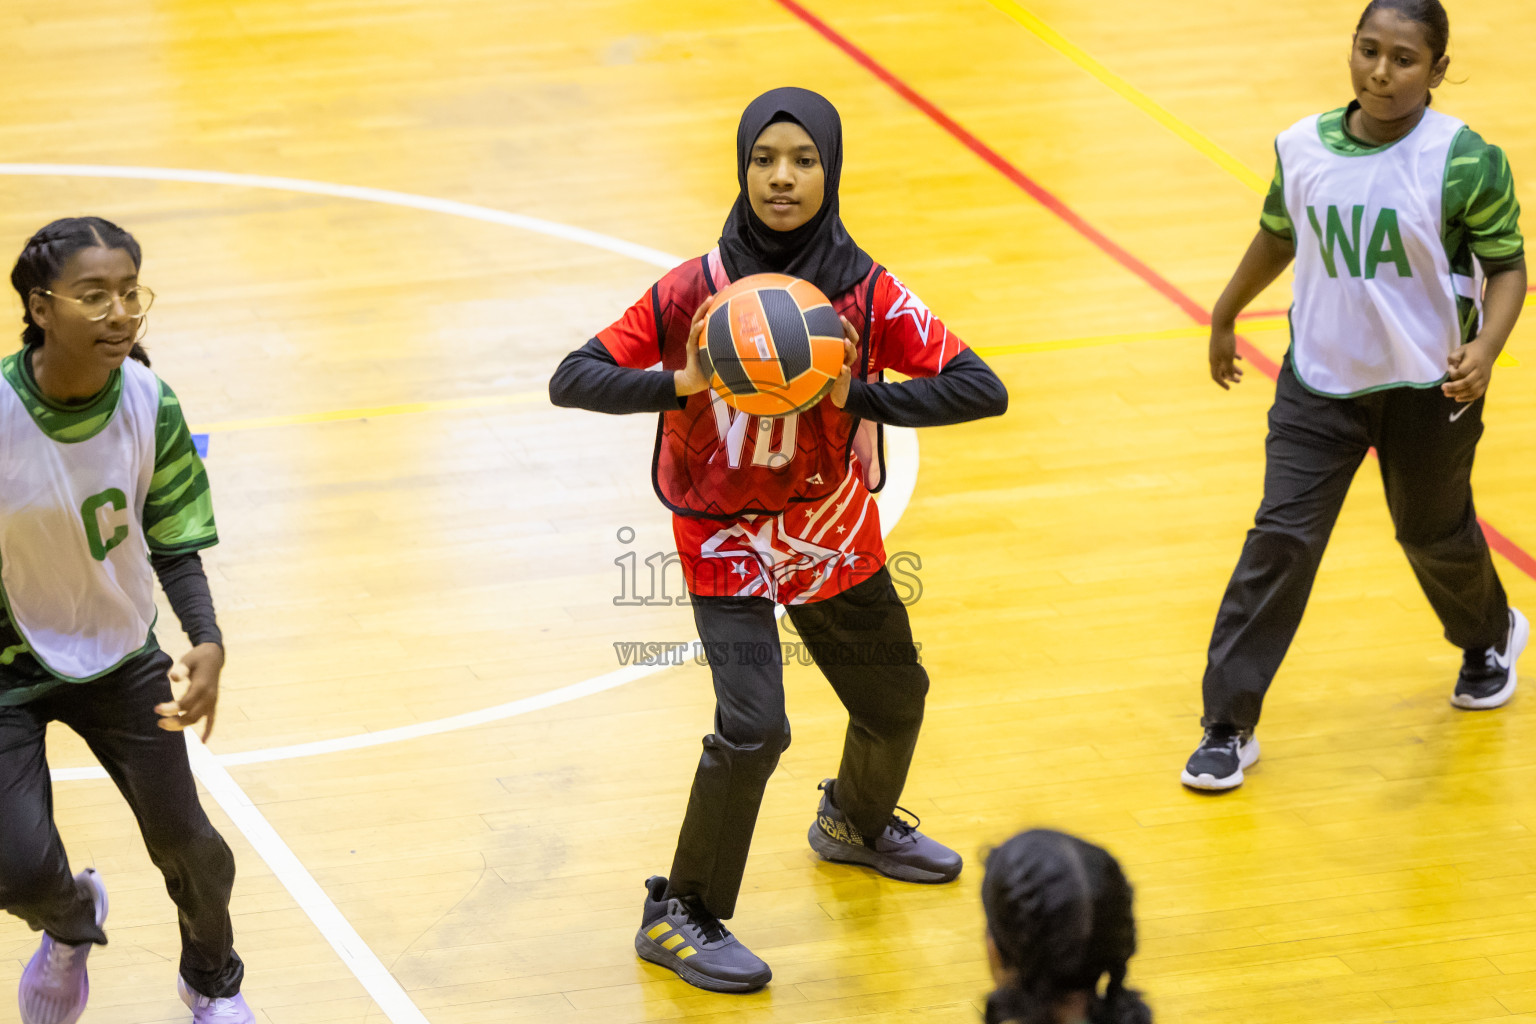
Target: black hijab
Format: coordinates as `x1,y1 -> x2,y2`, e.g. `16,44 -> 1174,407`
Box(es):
718,87 -> 874,298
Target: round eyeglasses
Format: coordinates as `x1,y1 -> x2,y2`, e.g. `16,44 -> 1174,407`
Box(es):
37,285 -> 155,321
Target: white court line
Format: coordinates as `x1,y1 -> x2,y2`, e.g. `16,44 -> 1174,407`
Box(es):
184,732 -> 430,1024
0,163 -> 681,270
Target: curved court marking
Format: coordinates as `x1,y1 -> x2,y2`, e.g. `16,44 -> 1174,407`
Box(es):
0,163 -> 682,269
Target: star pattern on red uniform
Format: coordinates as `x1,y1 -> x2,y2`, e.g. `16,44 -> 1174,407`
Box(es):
884,278 -> 934,346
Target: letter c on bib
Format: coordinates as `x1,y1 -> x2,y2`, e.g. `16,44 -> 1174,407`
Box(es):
81,488 -> 130,561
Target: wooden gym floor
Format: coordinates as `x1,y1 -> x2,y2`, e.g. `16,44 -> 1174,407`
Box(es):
2,1 -> 1536,1021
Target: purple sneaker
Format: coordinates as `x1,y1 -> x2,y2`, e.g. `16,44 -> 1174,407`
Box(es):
807,779 -> 963,883
178,976 -> 256,1023
18,868 -> 107,1024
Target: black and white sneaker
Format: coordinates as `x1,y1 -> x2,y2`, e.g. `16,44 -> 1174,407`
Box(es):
634,876 -> 770,993
1453,607 -> 1528,710
1180,726 -> 1259,791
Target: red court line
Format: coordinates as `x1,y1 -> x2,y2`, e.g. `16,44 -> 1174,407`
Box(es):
1231,333 -> 1280,378
1484,521 -> 1536,581
773,0 -> 1208,326
779,0 -> 1535,582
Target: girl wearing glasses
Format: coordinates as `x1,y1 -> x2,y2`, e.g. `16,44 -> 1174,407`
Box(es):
1,217 -> 254,1023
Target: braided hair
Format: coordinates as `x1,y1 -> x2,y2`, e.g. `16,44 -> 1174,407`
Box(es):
11,216 -> 150,366
981,830 -> 1151,1024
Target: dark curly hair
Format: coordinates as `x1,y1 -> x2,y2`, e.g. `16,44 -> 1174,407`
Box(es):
981,829 -> 1152,1024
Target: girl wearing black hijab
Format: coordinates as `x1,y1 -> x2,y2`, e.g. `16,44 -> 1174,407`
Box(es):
551,87 -> 1008,993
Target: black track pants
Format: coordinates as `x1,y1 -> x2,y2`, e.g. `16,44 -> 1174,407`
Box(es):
0,650 -> 244,998
1202,355 -> 1509,730
668,568 -> 929,919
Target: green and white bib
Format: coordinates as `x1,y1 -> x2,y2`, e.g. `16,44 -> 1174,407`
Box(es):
1278,107 -> 1472,396
0,352 -> 216,688
0,357 -> 160,679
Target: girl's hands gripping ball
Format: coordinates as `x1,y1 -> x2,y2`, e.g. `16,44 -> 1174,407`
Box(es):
156,642 -> 226,741
829,315 -> 859,409
675,300 -> 715,398
700,274 -> 847,416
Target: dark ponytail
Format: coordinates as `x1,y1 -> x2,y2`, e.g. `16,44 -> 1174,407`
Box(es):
10,216 -> 150,367
982,830 -> 1152,1024
1356,0 -> 1450,62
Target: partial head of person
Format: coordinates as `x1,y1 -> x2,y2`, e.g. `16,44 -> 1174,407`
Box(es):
981,829 -> 1152,1024
10,216 -> 154,383
719,86 -> 873,299
1350,0 -> 1450,126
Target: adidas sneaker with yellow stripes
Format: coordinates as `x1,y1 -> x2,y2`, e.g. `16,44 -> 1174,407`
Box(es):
634,876 -> 771,993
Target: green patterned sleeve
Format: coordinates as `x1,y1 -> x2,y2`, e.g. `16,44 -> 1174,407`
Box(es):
143,378 -> 218,554
1446,129 -> 1524,273
1259,149 -> 1293,241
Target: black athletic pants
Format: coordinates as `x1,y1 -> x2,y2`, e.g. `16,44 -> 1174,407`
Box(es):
0,650 -> 244,998
668,567 -> 929,919
1203,354 -> 1509,730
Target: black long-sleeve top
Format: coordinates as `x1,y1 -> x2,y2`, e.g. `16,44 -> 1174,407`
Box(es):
151,551 -> 223,649
549,338 -> 1007,426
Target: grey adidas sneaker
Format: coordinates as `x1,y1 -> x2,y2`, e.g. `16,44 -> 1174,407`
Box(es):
634,876 -> 771,993
807,779 -> 962,883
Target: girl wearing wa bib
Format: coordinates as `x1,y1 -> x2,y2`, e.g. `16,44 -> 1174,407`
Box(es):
1183,0 -> 1529,791
1,218 -> 255,1022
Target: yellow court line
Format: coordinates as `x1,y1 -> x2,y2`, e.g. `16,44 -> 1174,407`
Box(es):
194,286 -> 1533,434
197,390 -> 545,434
197,308 -> 1525,435
974,324 -> 1204,358
1236,316 -> 1289,334
971,317 -> 1289,358
973,315 -> 1520,367
982,0 -> 1268,194
204,327 -> 1282,436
